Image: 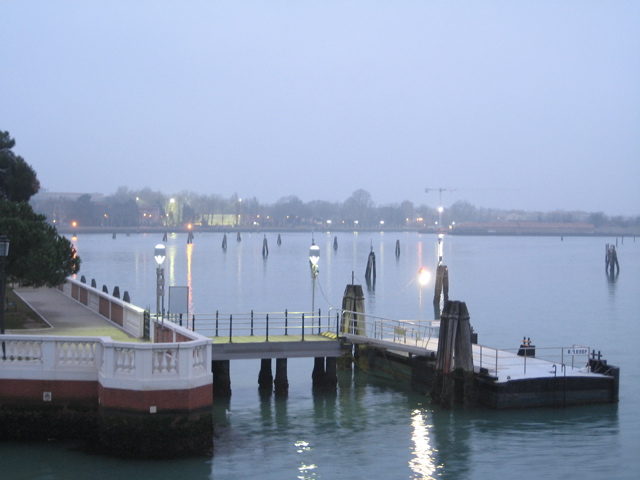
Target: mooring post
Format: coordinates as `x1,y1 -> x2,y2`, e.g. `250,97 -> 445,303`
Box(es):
324,357 -> 338,391
212,360 -> 231,397
274,358 -> 289,395
258,358 -> 273,391
312,357 -> 326,388
340,284 -> 365,334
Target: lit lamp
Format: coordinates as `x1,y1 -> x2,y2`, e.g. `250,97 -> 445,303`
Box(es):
309,240 -> 320,318
418,267 -> 430,321
0,235 -> 9,359
154,244 -> 166,331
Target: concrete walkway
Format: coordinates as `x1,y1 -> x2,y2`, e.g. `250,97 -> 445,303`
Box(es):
8,287 -> 139,342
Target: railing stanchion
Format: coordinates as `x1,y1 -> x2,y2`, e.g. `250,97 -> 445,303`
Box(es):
302,313 -> 305,341
285,309 -> 288,336
318,308 -> 321,334
229,314 -> 233,343
215,310 -> 219,337
265,314 -> 269,342
250,310 -> 254,336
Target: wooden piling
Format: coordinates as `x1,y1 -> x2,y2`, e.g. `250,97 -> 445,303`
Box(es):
432,300 -> 476,408
212,360 -> 231,397
258,358 -> 273,391
333,236 -> 338,250
340,284 -> 365,335
262,235 -> 269,257
395,239 -> 400,257
433,265 -> 449,305
222,234 -> 227,250
312,357 -> 325,387
274,358 -> 289,395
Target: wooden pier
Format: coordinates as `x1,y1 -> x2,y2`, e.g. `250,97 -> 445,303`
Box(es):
0,278 -> 620,461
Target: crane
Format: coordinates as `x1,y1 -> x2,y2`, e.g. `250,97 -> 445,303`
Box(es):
425,187 -> 457,227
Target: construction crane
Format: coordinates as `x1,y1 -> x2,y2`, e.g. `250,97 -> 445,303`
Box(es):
425,187 -> 457,227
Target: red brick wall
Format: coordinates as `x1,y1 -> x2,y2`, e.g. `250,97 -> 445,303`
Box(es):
80,287 -> 88,305
0,378 -> 212,412
0,378 -> 98,407
99,384 -> 212,412
99,296 -> 110,317
111,303 -> 123,326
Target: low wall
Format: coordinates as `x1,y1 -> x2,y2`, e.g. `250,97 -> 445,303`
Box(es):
61,277 -> 146,338
0,285 -> 215,457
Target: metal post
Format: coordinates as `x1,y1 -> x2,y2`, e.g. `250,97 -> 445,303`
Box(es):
0,255 -> 6,360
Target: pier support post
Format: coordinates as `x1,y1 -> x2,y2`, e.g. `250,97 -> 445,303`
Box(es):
212,360 -> 231,398
312,357 -> 325,387
258,359 -> 273,392
325,357 -> 338,391
274,358 -> 289,395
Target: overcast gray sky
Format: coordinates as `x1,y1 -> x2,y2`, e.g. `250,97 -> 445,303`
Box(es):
2,1 -> 638,216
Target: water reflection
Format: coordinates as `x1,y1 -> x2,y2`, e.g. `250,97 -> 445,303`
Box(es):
409,409 -> 439,479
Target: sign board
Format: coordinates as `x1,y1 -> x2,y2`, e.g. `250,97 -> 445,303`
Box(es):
168,286 -> 189,315
565,348 -> 589,356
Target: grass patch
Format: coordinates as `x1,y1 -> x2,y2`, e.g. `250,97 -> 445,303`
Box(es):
3,288 -> 49,329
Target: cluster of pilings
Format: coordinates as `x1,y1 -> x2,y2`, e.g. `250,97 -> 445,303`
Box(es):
431,300 -> 476,408
211,355 -> 341,398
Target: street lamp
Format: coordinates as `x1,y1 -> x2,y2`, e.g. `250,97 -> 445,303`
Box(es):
418,267 -> 430,320
154,244 -> 166,332
309,240 -> 320,319
0,235 -> 10,359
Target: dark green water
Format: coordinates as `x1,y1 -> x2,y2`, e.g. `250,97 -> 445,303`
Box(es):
2,232 -> 637,479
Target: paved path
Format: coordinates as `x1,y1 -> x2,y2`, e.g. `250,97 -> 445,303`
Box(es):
9,287 -> 138,341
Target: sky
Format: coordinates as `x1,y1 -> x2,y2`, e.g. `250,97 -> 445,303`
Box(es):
1,1 -> 639,216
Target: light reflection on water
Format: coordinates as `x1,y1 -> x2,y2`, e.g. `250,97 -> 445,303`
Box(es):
4,232 -> 636,479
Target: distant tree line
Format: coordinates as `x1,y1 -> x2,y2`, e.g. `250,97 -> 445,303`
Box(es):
29,186 -> 640,231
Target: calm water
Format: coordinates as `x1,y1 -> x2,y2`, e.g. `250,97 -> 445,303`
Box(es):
2,232 -> 638,479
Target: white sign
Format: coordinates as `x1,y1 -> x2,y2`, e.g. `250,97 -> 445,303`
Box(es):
566,348 -> 589,356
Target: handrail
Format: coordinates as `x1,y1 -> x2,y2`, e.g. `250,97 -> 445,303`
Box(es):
474,344 -> 591,379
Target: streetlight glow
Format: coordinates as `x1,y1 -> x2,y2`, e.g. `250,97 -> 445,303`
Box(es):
154,244 -> 166,265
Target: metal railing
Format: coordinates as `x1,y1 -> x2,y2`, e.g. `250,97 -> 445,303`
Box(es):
331,308 -> 440,348
474,344 -> 591,378
169,309 -> 341,341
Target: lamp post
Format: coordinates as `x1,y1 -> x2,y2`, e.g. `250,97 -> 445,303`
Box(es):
0,235 -> 10,359
154,244 -> 166,334
309,240 -> 320,321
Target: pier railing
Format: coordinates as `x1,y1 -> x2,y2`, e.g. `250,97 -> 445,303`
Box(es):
333,308 -> 440,348
172,310 -> 341,340
474,344 -> 592,379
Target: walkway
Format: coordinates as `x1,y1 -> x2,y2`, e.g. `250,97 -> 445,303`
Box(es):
9,287 -> 139,342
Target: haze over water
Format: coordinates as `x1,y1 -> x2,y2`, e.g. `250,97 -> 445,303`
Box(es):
2,232 -> 638,479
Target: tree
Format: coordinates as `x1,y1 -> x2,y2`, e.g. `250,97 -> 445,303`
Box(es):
0,131 -> 40,202
0,200 -> 80,287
